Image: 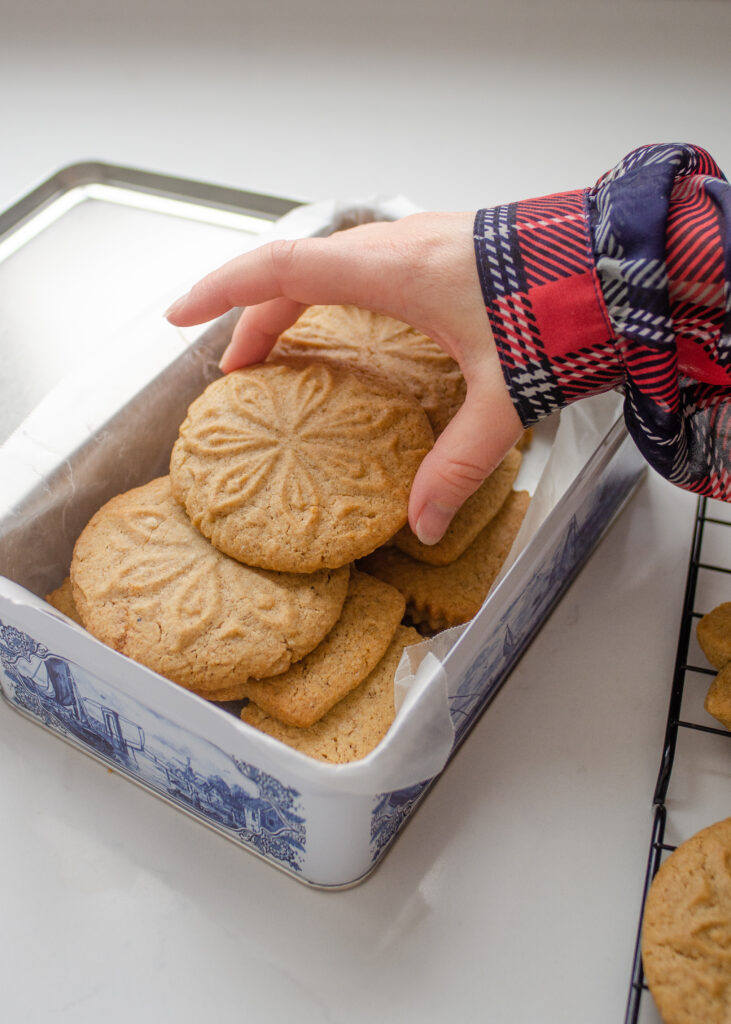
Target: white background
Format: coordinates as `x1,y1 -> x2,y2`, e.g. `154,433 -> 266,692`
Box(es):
1,2 -> 730,1022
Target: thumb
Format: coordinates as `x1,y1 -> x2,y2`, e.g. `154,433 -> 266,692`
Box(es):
408,382 -> 523,545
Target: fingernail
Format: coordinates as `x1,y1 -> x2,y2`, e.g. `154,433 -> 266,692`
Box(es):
218,344 -> 235,373
414,502 -> 457,546
164,294 -> 188,320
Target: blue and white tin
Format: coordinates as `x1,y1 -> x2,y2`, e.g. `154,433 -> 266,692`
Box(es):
0,168 -> 646,888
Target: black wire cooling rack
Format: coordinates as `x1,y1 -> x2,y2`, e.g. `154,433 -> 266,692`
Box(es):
625,495 -> 731,1023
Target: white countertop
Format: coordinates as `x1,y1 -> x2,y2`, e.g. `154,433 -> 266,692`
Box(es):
1,2 -> 729,1021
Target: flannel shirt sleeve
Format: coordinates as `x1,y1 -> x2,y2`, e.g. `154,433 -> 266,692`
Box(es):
474,143 -> 731,502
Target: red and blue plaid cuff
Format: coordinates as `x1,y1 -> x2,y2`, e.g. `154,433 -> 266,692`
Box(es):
474,189 -> 624,426
475,144 -> 731,502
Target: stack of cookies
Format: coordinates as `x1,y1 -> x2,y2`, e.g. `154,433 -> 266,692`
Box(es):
273,304 -> 531,631
360,449 -> 529,631
47,307 -> 531,763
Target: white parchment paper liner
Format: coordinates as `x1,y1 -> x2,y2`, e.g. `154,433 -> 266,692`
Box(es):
0,195 -> 624,796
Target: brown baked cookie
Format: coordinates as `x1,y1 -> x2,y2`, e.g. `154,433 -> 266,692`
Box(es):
272,304 -> 466,436
170,361 -> 433,573
70,476 -> 350,696
240,569 -> 405,727
45,577 -> 83,625
202,682 -> 250,702
697,602 -> 731,670
241,625 -> 422,763
393,447 -> 522,565
704,663 -> 731,731
360,489 -> 530,630
641,816 -> 731,1024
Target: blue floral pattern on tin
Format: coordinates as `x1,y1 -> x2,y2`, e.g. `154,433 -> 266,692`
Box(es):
0,622 -> 47,665
371,782 -> 429,862
369,465 -> 638,862
448,474 -> 629,741
0,623 -> 305,871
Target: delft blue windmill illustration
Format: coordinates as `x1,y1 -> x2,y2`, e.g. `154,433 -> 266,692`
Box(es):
0,617 -> 307,870
7,651 -> 145,765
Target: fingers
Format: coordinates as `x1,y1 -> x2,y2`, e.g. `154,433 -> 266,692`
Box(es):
164,238 -> 319,326
219,297 -> 307,372
408,378 -> 523,544
164,210 -> 525,549
165,225 -> 401,329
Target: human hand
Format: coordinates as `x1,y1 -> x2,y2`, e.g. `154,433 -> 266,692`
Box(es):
165,212 -> 523,545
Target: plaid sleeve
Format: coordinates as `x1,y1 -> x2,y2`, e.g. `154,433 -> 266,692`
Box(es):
474,143 -> 731,502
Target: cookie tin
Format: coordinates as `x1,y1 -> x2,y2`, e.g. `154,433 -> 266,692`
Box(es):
0,164 -> 647,888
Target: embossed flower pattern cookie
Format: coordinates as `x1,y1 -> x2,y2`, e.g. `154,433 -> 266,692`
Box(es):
642,817 -> 731,1024
70,476 -> 350,695
697,601 -> 731,670
273,304 -> 466,436
170,361 -> 434,573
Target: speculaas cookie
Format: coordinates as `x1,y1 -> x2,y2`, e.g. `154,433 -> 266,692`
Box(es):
169,360 -> 433,573
241,625 -> 422,763
697,602 -> 731,670
201,682 -> 250,702
360,489 -> 530,630
70,476 -> 350,696
393,447 -> 522,565
704,663 -> 731,732
45,577 -> 83,625
272,304 -> 466,436
239,569 -> 405,727
641,816 -> 731,1024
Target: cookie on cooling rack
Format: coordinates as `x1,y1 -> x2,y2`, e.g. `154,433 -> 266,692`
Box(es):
704,663 -> 731,732
641,816 -> 731,1024
697,601 -> 731,670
